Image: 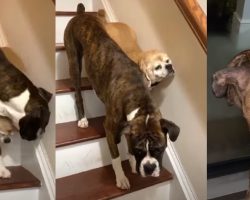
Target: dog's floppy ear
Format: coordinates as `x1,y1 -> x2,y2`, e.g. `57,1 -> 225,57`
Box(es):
40,107 -> 51,133
38,88 -> 52,103
160,119 -> 180,142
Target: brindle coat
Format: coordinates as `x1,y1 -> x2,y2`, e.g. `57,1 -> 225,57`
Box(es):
212,50 -> 250,127
64,4 -> 179,160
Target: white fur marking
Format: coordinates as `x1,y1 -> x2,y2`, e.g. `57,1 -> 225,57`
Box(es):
0,89 -> 30,129
112,157 -> 130,189
145,114 -> 150,125
128,154 -> 137,174
78,117 -> 88,128
0,156 -> 11,178
127,107 -> 139,121
139,140 -> 160,177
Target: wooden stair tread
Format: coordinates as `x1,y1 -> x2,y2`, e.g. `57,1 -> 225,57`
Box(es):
0,166 -> 40,190
56,11 -> 97,16
56,43 -> 65,51
56,116 -> 105,147
56,160 -> 173,200
56,78 -> 92,94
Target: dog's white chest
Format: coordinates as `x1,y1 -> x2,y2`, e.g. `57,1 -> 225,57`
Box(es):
0,89 -> 30,128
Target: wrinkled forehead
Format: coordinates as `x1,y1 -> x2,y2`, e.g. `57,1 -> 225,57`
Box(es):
132,133 -> 165,148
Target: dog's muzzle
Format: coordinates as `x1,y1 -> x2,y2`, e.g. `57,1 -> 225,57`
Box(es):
0,136 -> 11,143
143,162 -> 156,175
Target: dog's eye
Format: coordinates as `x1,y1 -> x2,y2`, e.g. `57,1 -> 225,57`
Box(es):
150,147 -> 163,156
134,148 -> 145,156
155,65 -> 162,70
166,59 -> 170,63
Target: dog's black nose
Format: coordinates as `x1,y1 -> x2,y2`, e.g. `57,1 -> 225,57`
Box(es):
3,137 -> 11,143
143,162 -> 156,175
165,64 -> 174,73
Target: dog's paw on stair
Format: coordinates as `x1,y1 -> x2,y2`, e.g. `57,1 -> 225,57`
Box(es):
0,167 -> 11,178
116,174 -> 130,190
78,117 -> 89,128
128,154 -> 137,174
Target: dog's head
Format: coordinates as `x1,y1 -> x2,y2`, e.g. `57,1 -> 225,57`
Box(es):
139,50 -> 175,86
126,115 -> 179,177
19,88 -> 52,141
212,70 -> 228,98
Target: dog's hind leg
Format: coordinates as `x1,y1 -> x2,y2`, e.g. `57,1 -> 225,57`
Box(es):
65,40 -> 88,128
0,147 -> 11,178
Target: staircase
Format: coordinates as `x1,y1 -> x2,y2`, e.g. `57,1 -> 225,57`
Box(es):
0,135 -> 41,199
55,0 -> 174,199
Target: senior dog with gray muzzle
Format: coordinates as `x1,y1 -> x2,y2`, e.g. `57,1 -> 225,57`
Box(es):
0,49 -> 52,178
64,3 -> 180,189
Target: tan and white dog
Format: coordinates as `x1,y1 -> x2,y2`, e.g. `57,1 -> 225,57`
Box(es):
0,116 -> 15,178
98,10 -> 175,88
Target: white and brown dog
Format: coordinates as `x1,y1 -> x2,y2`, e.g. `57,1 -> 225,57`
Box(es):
98,10 -> 175,88
0,48 -> 52,178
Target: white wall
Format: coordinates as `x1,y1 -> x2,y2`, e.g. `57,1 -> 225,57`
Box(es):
0,0 -> 55,171
197,0 -> 207,15
105,0 -> 207,199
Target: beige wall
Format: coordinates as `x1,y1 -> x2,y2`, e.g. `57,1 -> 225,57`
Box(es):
0,0 -> 55,168
107,0 -> 207,199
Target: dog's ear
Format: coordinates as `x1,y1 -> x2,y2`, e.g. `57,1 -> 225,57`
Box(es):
212,72 -> 228,98
160,119 -> 180,142
38,88 -> 52,103
40,107 -> 51,133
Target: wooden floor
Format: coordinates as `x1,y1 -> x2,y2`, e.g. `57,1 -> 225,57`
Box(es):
56,78 -> 92,94
56,160 -> 173,200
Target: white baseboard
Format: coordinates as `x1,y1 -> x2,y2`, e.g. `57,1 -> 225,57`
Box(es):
166,142 -> 198,200
35,142 -> 55,200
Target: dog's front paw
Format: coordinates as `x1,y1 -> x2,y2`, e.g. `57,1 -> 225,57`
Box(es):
78,117 -> 88,128
0,167 -> 11,178
128,154 -> 137,174
116,174 -> 130,189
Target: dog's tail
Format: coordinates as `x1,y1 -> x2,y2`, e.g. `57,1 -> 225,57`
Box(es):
77,3 -> 85,15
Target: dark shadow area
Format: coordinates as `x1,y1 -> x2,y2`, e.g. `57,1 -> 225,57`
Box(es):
207,0 -> 250,190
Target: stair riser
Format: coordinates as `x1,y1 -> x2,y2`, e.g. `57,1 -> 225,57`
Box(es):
56,52 -> 87,80
114,182 -> 171,200
0,188 -> 39,200
56,136 -> 128,178
208,171 -> 249,199
56,91 -> 105,124
2,134 -> 21,166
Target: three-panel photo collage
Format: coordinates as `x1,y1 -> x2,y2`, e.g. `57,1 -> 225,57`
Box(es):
0,0 -> 249,200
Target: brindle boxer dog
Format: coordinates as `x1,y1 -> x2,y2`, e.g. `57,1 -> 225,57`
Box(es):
212,50 -> 250,127
64,3 -> 180,189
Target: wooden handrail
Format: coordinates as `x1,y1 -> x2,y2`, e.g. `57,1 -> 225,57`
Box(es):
174,0 -> 207,53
